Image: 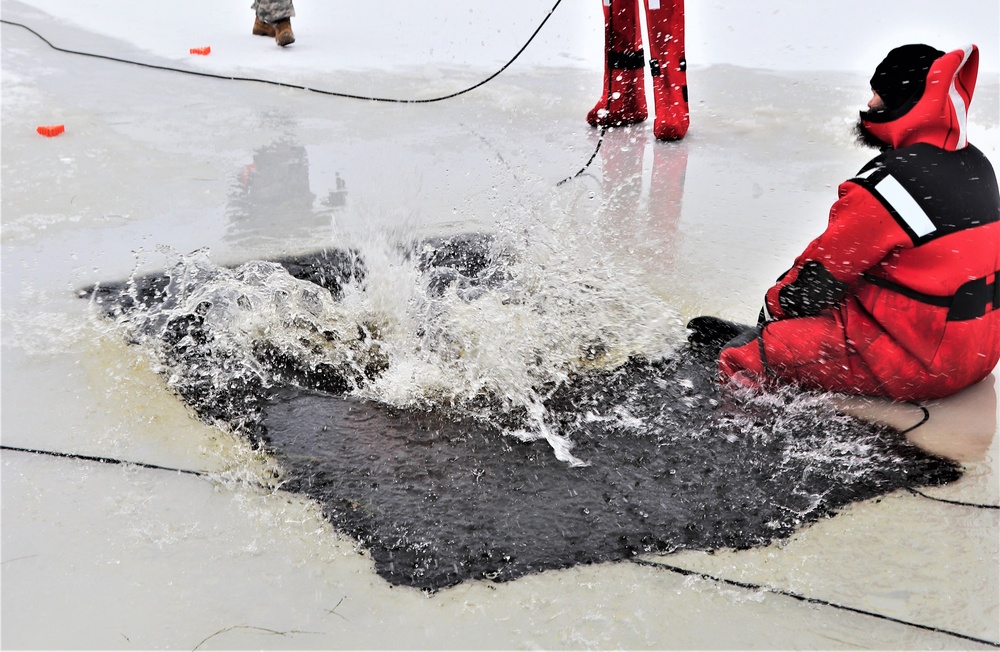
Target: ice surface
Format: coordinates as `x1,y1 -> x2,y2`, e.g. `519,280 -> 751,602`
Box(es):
2,0 -> 998,648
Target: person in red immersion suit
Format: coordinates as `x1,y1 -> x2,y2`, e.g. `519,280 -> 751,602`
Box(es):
588,0 -> 688,140
696,44 -> 1000,402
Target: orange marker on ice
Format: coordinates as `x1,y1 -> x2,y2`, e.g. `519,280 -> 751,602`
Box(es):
37,125 -> 65,137
190,46 -> 211,55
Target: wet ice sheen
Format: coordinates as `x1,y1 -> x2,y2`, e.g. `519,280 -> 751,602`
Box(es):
3,0 -> 997,645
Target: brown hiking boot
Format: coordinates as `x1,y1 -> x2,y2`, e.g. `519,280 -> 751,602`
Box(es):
273,19 -> 295,47
252,17 -> 275,37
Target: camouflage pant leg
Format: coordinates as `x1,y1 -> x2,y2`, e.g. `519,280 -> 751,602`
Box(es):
252,0 -> 295,23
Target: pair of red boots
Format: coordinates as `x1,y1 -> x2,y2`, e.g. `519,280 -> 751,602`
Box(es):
588,0 -> 688,141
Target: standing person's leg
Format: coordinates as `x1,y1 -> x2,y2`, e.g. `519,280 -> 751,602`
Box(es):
588,0 -> 648,128
642,0 -> 688,140
251,0 -> 296,47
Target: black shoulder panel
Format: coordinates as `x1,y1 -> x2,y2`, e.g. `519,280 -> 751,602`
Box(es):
850,144 -> 1000,244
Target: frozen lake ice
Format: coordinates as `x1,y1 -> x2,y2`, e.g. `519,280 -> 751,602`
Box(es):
2,0 -> 998,648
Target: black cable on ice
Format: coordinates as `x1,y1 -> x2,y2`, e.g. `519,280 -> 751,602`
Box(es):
895,402 -> 999,509
0,0 -> 564,104
1,3 -> 607,181
0,444 -> 208,477
898,402 -> 931,434
558,0 -> 615,185
632,558 -> 1000,648
904,486 -> 1000,510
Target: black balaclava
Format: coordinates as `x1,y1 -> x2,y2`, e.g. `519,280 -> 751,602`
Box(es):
869,44 -> 945,112
856,43 -> 946,150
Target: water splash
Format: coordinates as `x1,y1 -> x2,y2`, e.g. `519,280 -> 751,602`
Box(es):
101,200 -> 685,462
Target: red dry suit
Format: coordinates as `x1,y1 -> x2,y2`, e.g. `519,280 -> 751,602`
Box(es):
588,0 -> 688,140
719,45 -> 1000,401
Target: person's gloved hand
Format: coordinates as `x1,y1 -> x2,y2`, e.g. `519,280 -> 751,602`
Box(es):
686,316 -> 752,351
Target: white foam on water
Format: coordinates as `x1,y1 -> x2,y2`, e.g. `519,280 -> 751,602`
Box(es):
329,195 -> 685,462
109,189 -> 685,463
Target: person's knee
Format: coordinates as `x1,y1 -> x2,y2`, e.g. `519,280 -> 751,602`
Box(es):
718,333 -> 765,379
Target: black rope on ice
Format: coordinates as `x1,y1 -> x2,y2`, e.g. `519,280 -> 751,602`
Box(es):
904,486 -> 1000,510
0,0 -> 564,104
558,0 -> 614,186
1,1 -> 607,183
0,444 -> 208,477
898,402 -> 931,435
895,403 -> 999,510
632,558 -> 1000,648
556,129 -> 606,186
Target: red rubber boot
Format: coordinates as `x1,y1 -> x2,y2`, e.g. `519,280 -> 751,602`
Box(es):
644,0 -> 689,140
587,0 -> 648,128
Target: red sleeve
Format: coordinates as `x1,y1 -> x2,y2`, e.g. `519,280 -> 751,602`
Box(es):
762,180 -> 912,321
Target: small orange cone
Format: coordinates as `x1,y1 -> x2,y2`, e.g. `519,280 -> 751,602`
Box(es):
37,125 -> 65,137
190,46 -> 211,55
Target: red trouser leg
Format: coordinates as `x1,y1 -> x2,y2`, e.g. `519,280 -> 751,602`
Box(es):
588,0 -> 648,127
643,0 -> 688,140
718,314 -> 888,397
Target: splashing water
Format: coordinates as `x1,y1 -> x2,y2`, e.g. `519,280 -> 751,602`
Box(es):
81,205 -> 964,591
104,200 -> 686,464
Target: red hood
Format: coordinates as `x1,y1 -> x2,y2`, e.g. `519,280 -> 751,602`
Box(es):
860,45 -> 979,151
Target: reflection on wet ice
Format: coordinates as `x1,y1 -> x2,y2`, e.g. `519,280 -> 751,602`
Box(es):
834,375 -> 997,463
596,127 -> 689,270
226,139 -> 348,246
